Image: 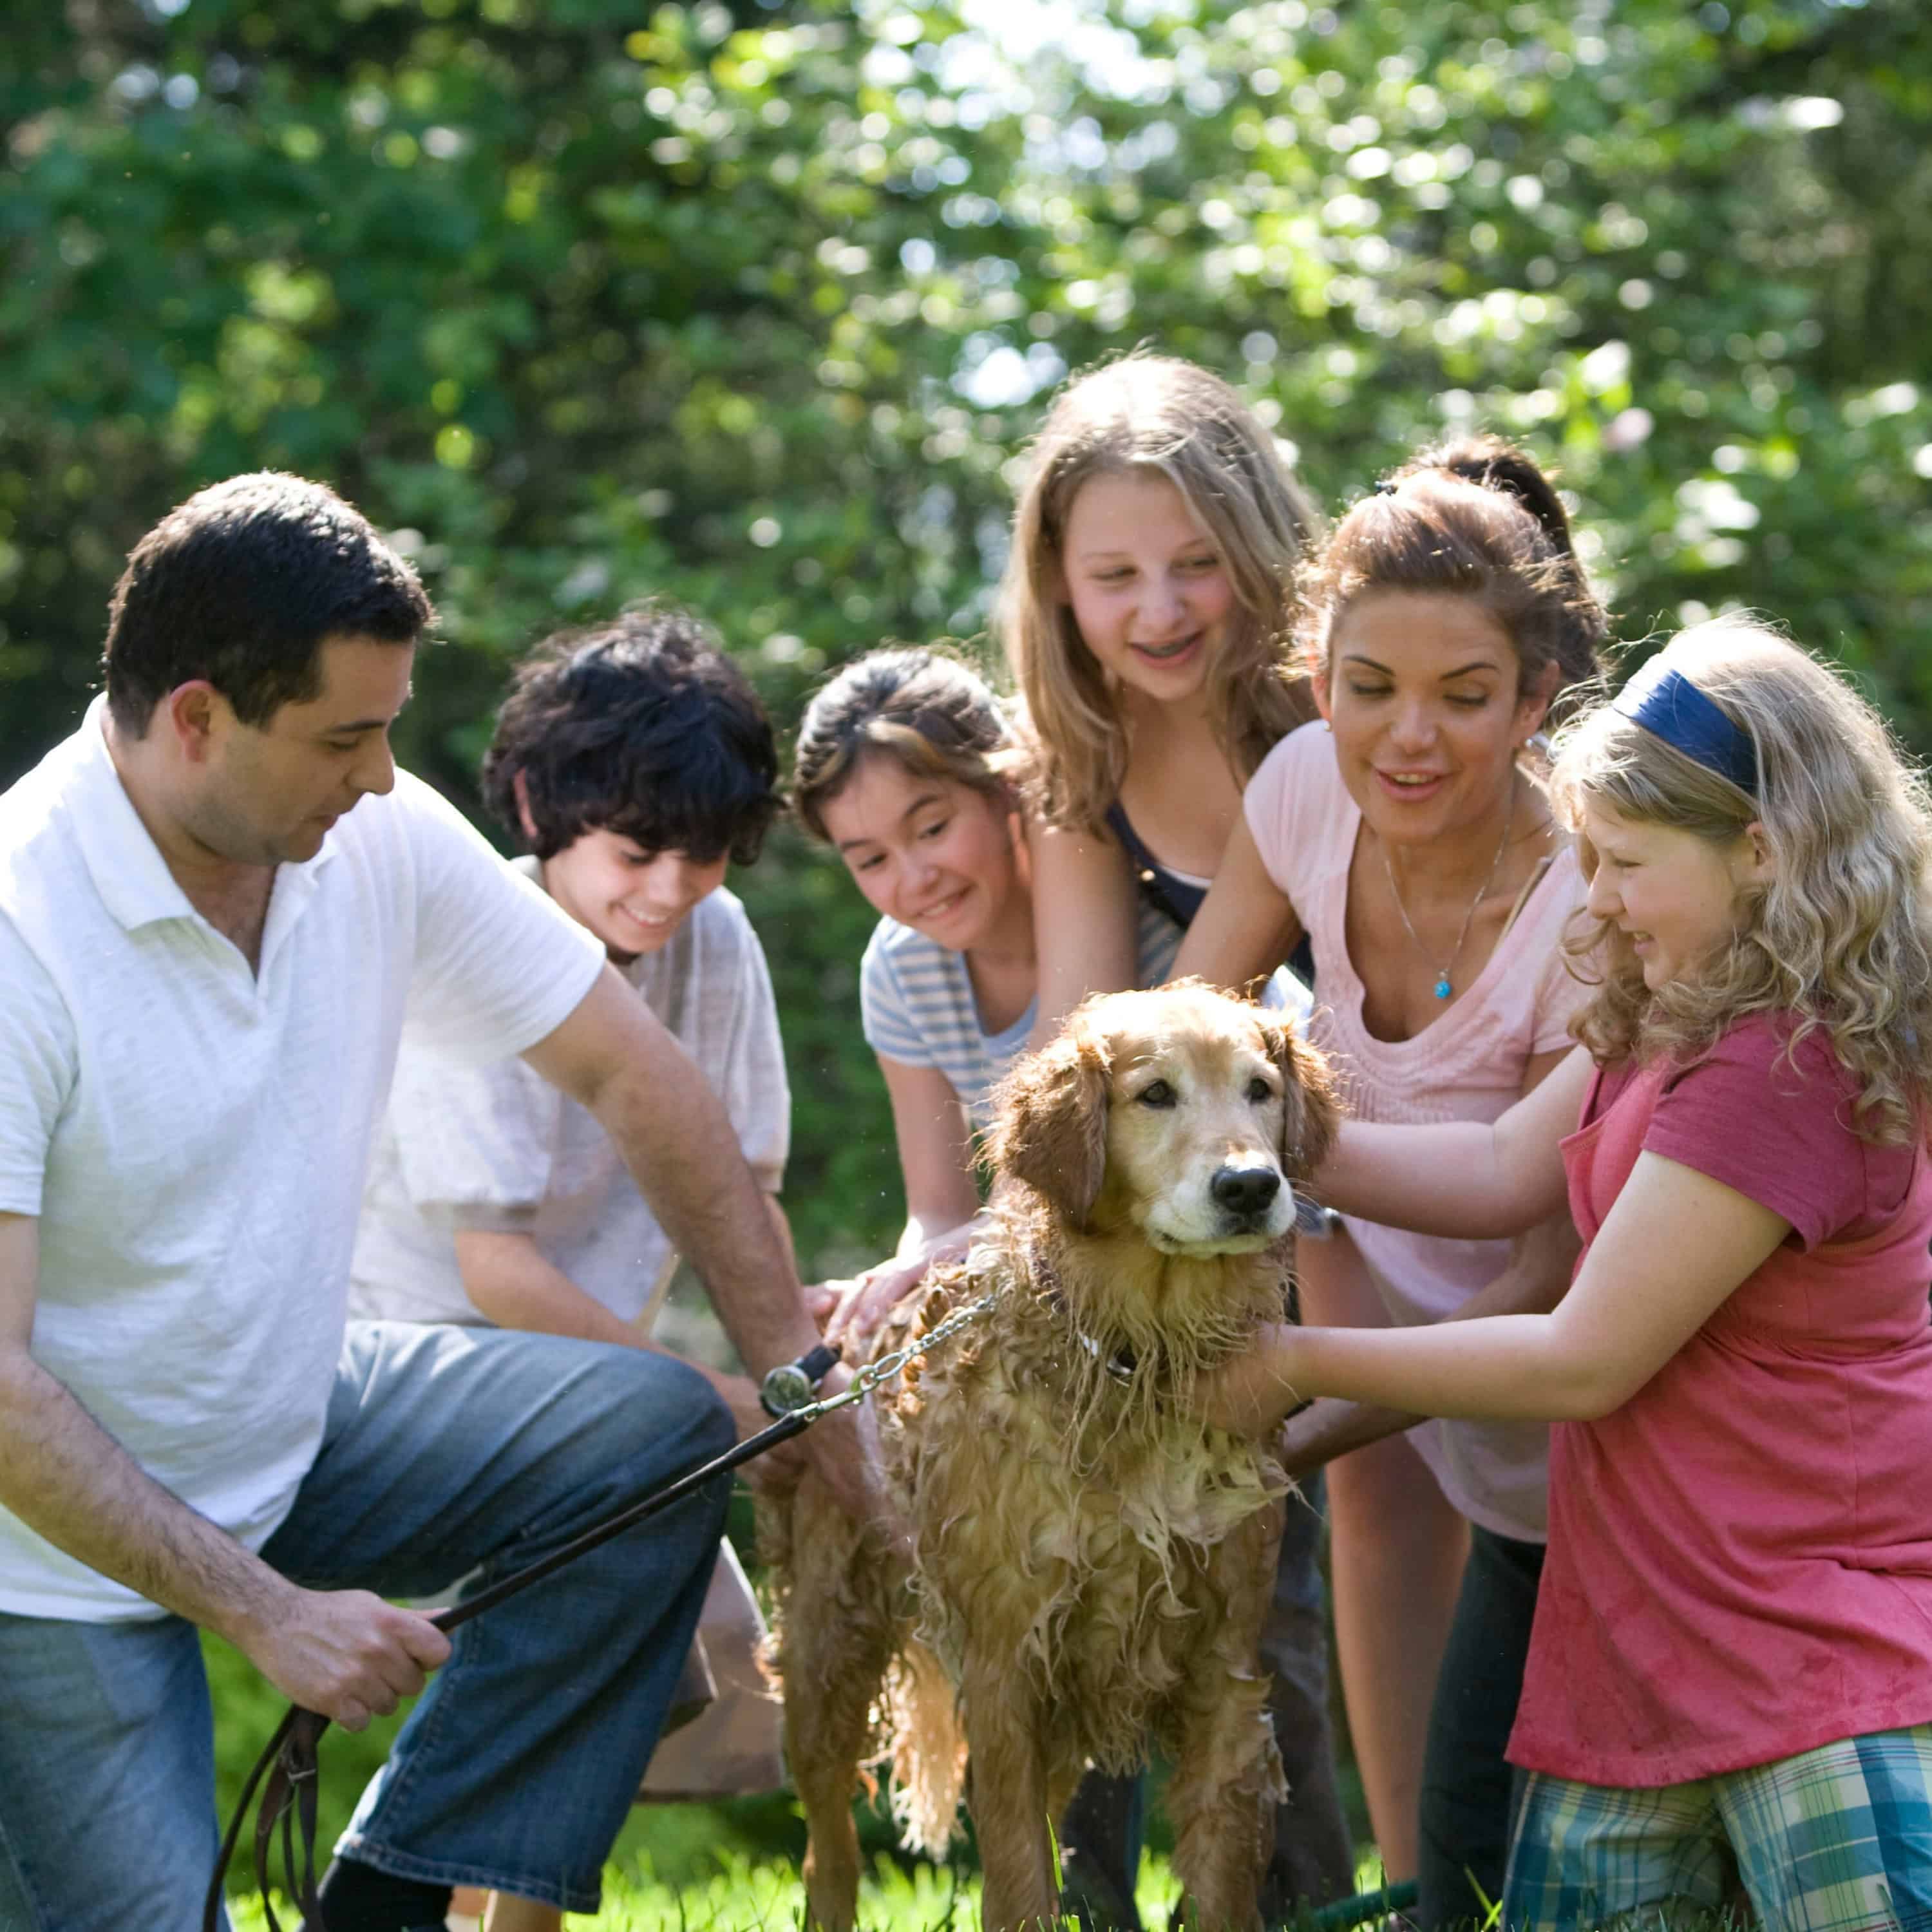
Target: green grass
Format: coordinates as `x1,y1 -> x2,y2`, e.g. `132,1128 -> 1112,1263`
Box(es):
227,1848 -> 1401,1930
228,1852 -> 1079,1930
206,1501 -> 1384,1930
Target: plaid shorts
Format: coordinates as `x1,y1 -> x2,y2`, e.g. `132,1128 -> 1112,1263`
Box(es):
1502,1725 -> 1932,1931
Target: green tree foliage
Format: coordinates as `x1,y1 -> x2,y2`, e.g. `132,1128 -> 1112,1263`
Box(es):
5,0 -> 1930,1271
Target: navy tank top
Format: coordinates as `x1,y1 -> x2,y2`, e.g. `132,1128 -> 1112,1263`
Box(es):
1105,800 -> 1316,985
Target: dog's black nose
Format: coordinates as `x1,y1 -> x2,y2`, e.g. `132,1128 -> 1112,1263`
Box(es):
1210,1164 -> 1282,1216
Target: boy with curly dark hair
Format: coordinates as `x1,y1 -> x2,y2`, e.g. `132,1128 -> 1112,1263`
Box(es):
352,605 -> 795,1929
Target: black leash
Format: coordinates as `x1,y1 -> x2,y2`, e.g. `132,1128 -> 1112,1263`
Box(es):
202,1294 -> 999,1931
204,1382 -> 829,1932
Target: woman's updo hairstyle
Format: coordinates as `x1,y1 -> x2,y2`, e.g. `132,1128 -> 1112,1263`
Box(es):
791,647 -> 1012,841
1299,435 -> 1608,719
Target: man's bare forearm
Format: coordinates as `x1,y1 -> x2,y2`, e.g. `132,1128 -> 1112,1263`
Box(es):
595,1090 -> 894,1531
527,973 -> 819,1379
0,1343 -> 289,1641
593,1066 -> 816,1379
526,976 -> 898,1539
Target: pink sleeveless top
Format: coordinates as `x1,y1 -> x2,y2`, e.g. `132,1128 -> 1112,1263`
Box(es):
1510,1017 -> 1932,1785
1247,722 -> 1587,1540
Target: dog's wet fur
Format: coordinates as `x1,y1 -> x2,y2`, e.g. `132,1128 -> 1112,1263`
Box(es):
761,983 -> 1340,1932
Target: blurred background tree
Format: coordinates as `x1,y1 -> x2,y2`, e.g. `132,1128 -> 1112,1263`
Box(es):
5,0 -> 1931,1278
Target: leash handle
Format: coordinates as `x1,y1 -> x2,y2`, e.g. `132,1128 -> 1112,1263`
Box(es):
202,1704 -> 326,1932
204,1409 -> 812,1928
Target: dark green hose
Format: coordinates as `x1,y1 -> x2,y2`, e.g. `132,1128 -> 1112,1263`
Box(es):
1308,1878 -> 1419,1929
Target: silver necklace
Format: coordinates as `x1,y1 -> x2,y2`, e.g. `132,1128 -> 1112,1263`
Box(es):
1381,786 -> 1515,1001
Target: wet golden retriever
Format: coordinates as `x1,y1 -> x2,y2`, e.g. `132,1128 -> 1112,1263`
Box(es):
761,982 -> 1338,1932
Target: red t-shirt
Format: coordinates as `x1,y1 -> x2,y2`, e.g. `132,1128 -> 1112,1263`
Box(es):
1509,1014 -> 1932,1786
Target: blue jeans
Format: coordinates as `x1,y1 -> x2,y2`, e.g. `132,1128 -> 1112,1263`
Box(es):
0,1320 -> 732,1929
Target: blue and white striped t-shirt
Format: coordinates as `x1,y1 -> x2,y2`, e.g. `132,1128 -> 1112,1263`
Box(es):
859,902 -> 1187,1131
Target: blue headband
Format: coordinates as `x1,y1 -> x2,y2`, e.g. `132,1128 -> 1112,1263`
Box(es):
1611,659 -> 1759,796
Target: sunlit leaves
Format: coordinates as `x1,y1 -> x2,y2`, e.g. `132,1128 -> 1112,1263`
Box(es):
5,0 -> 1932,1264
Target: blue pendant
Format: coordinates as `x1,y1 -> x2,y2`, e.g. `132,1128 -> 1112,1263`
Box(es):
1434,976 -> 1453,999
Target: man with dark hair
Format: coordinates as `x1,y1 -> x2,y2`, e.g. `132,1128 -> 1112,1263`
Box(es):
0,475 -> 878,1931
102,469 -> 435,738
353,611 -> 799,1926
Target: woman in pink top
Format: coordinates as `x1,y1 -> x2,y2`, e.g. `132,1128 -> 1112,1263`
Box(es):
1176,439 -> 1607,1923
1202,619 -> 1932,1929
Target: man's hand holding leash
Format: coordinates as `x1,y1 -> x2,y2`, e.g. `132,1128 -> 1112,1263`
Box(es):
229,1582 -> 450,1734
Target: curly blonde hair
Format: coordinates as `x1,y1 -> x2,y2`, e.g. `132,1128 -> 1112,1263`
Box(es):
1553,616 -> 1932,1144
998,354 -> 1319,831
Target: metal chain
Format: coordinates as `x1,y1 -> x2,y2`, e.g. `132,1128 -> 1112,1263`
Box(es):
205,1282 -> 1001,1932
792,1289 -> 998,1421
207,1278 -> 1003,1932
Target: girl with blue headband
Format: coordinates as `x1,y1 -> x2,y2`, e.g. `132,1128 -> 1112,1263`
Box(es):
1198,615 -> 1932,1927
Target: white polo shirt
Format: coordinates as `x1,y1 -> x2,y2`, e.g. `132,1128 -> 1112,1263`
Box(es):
0,704 -> 603,1621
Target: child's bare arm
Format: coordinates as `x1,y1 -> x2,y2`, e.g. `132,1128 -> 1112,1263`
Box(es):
876,1056 -> 980,1249
824,1056 -> 980,1350
1274,1209 -> 1580,1477
1025,817 -> 1139,1050
1317,1046 -> 1591,1238
1208,1153 -> 1787,1434
1173,816 -> 1303,994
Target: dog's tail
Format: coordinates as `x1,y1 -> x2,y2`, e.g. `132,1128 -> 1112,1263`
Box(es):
884,1638 -> 966,1857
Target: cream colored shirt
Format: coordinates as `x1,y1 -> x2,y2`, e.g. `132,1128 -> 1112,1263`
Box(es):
351,865 -> 788,1330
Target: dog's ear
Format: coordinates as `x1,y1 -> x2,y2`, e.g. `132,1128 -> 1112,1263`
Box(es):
985,1021 -> 1110,1226
1260,1014 -> 1341,1180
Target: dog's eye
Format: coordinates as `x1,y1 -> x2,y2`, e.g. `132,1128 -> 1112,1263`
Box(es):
1135,1079 -> 1177,1109
1246,1077 -> 1275,1104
